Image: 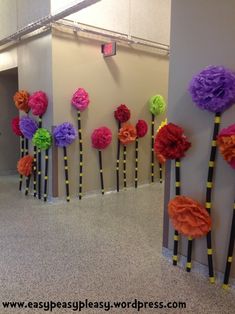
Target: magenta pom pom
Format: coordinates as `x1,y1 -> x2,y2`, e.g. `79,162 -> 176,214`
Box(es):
189,65 -> 235,113
29,91 -> 48,116
19,116 -> 38,140
53,122 -> 77,147
71,88 -> 90,111
91,127 -> 112,150
136,119 -> 148,138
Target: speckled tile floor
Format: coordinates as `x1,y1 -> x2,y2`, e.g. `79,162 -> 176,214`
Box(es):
0,176 -> 234,313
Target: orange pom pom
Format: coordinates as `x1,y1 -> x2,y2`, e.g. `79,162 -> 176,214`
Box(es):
13,90 -> 30,113
118,124 -> 137,145
17,155 -> 34,177
168,196 -> 211,238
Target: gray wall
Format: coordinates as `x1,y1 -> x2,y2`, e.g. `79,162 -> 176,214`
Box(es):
0,68 -> 19,174
165,0 -> 235,278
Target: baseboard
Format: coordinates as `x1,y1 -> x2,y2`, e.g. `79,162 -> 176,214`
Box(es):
162,247 -> 235,289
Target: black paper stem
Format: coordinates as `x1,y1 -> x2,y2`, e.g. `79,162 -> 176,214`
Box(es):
33,146 -> 37,197
98,150 -> 104,195
25,175 -> 31,196
77,110 -> 83,199
173,158 -> 181,266
63,146 -> 70,202
116,121 -> 121,192
151,114 -> 155,182
135,138 -> 139,188
223,202 -> 235,289
43,148 -> 49,202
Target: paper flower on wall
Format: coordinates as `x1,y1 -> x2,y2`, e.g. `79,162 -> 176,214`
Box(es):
136,120 -> 148,138
11,117 -> 23,136
149,95 -> 166,116
28,91 -> 48,116
53,122 -> 77,147
168,195 -> 212,238
13,90 -> 30,113
71,88 -> 90,111
32,128 -> 52,150
91,127 -> 112,150
189,65 -> 235,113
154,123 -> 191,160
118,124 -> 137,145
19,116 -> 38,140
114,104 -> 131,123
17,155 -> 34,177
217,124 -> 235,168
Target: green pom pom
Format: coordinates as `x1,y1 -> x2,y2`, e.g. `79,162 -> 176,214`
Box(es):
32,128 -> 52,150
149,95 -> 166,116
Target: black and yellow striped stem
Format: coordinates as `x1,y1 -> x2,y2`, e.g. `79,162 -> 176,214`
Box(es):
25,175 -> 31,196
186,236 -> 193,272
38,116 -> 42,128
77,111 -> 83,199
37,148 -> 41,199
205,112 -> 221,283
159,162 -> 163,183
223,202 -> 235,289
116,122 -> 121,192
37,115 -> 42,199
19,136 -> 25,191
33,146 -> 37,197
43,149 -> 49,202
63,146 -> 70,202
25,138 -> 29,154
98,150 -> 104,195
123,145 -> 127,189
173,158 -> 181,266
151,114 -> 155,182
135,139 -> 139,188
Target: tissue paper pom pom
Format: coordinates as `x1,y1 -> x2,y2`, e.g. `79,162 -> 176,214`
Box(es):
71,88 -> 90,111
189,65 -> 235,113
136,120 -> 148,138
217,124 -> 235,168
32,128 -> 52,150
28,91 -> 48,116
13,90 -> 30,113
19,116 -> 38,140
168,196 -> 211,238
114,104 -> 131,123
11,117 -> 23,136
149,95 -> 166,116
53,122 -> 77,147
118,124 -> 137,145
91,127 -> 112,150
17,155 -> 34,177
154,123 -> 191,160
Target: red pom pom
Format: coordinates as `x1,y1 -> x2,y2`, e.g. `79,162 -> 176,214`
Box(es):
114,104 -> 130,123
154,123 -> 191,160
136,119 -> 148,138
12,117 -> 23,136
91,127 -> 112,150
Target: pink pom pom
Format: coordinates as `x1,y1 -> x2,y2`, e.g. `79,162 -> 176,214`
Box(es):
71,88 -> 90,111
29,91 -> 48,116
91,127 -> 112,150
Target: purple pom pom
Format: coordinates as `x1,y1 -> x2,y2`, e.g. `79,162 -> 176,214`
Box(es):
189,65 -> 235,113
19,116 -> 38,139
53,122 -> 77,147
